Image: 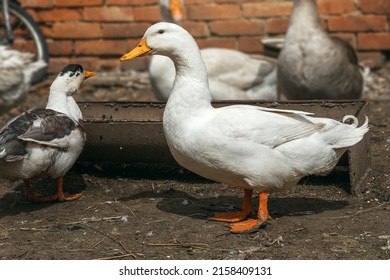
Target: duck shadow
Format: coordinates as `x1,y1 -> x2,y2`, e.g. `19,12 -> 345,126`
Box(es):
73,161 -> 213,183
74,162 -> 352,190
0,170 -> 88,218
118,188 -> 349,221
299,167 -> 351,193
79,162 -> 351,219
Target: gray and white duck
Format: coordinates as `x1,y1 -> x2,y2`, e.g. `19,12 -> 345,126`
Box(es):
0,64 -> 95,202
277,0 -> 365,100
149,0 -> 277,101
0,46 -> 47,114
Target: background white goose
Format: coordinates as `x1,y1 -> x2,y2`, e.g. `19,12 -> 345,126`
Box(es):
149,0 -> 277,101
277,0 -> 364,100
120,22 -> 369,233
0,64 -> 95,202
0,46 -> 47,114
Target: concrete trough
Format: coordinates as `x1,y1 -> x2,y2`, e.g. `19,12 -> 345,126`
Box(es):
78,100 -> 371,194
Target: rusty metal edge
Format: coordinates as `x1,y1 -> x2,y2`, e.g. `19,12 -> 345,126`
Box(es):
348,102 -> 372,194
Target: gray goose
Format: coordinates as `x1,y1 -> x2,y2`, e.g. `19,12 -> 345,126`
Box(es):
277,0 -> 364,100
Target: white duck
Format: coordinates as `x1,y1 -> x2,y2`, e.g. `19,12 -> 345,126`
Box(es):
149,0 -> 277,101
0,46 -> 47,114
120,22 -> 369,233
277,0 -> 364,100
0,64 -> 95,202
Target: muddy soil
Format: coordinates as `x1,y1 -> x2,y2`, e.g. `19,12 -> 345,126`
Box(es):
0,65 -> 389,260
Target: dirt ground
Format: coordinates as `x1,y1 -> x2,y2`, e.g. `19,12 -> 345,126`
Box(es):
0,63 -> 389,260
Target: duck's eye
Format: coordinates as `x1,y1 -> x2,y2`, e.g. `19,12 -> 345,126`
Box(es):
158,29 -> 164,34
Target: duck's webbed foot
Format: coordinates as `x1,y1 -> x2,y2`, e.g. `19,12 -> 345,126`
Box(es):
229,218 -> 266,233
23,177 -> 82,202
210,189 -> 253,222
229,192 -> 272,233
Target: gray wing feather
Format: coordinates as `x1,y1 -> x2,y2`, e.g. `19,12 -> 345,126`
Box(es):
0,108 -> 77,162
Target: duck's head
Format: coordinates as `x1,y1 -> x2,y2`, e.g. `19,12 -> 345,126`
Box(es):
50,64 -> 96,95
120,22 -> 196,62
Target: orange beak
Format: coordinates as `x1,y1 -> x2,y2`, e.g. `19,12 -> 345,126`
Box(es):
120,38 -> 153,61
84,71 -> 96,79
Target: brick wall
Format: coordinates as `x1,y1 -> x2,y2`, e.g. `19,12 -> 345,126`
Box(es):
21,0 -> 390,73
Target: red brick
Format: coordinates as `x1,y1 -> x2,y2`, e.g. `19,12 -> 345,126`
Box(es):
210,20 -> 264,36
243,2 -> 292,18
95,58 -> 122,72
181,22 -> 209,38
328,16 -> 387,32
48,57 -> 71,73
69,57 -> 101,72
357,51 -> 386,69
127,39 -> 145,49
48,40 -> 74,56
20,0 -> 53,8
317,0 -> 356,15
70,57 -> 121,72
133,6 -> 160,22
121,56 -> 149,71
54,0 -> 103,7
83,7 -> 134,22
185,0 -> 213,4
131,0 -> 158,5
40,25 -> 53,38
11,39 -> 36,55
265,18 -> 289,34
25,8 -> 38,20
196,37 -> 237,49
75,40 -> 129,55
52,22 -> 101,39
102,23 -> 150,38
331,33 -> 357,48
358,33 -> 390,50
238,36 -> 264,54
220,0 -> 265,3
188,5 -> 240,20
105,0 -> 129,5
215,0 -> 245,3
35,9 -> 81,22
359,0 -> 390,14
216,0 -> 264,3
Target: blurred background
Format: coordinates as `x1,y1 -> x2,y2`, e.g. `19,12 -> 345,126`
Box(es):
20,0 -> 389,73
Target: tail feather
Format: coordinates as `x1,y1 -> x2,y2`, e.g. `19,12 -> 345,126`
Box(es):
329,115 -> 369,149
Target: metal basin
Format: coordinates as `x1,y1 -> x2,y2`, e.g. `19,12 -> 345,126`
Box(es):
78,100 -> 371,194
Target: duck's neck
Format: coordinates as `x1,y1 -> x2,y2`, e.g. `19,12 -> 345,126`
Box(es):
287,0 -> 322,37
167,36 -> 213,109
159,0 -> 174,22
46,89 -> 83,122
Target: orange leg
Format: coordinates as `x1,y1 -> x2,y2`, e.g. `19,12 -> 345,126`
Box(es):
230,192 -> 272,233
56,176 -> 82,202
210,189 -> 253,223
24,179 -> 57,202
23,177 -> 81,202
